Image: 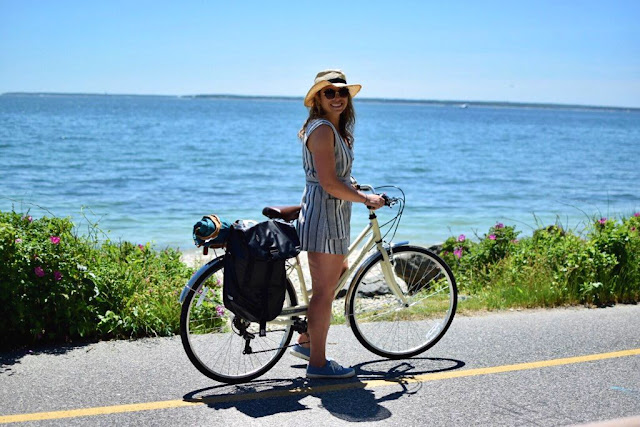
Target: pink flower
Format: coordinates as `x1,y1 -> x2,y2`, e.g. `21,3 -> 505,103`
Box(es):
15,238 -> 22,243
216,305 -> 225,317
23,215 -> 33,222
598,218 -> 607,225
34,267 -> 45,278
495,223 -> 504,229
50,236 -> 60,244
635,213 -> 640,217
138,244 -> 145,251
453,248 -> 463,258
53,271 -> 63,281
457,234 -> 466,242
489,234 -> 497,240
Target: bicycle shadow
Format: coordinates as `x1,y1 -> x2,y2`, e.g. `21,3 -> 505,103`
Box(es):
183,356 -> 465,422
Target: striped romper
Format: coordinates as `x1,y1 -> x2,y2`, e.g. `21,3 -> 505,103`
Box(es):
296,119 -> 353,255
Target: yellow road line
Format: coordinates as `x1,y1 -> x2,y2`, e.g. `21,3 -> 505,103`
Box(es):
2,347 -> 639,424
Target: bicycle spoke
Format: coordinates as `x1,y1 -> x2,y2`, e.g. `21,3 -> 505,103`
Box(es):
348,246 -> 457,358
180,258 -> 296,383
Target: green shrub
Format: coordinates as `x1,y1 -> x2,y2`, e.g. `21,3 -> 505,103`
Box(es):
588,214 -> 640,303
0,210 -> 194,349
2,208 -> 638,350
0,212 -> 100,347
93,242 -> 192,338
506,226 -> 617,306
442,223 -> 520,294
444,214 -> 640,309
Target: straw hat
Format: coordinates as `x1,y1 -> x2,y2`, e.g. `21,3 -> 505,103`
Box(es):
304,69 -> 362,107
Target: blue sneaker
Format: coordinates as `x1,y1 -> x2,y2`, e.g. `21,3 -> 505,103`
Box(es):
306,360 -> 355,379
290,344 -> 310,361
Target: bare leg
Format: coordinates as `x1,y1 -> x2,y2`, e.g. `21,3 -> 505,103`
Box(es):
297,258 -> 348,348
305,251 -> 345,368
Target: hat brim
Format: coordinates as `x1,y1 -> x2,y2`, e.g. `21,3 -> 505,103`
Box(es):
304,81 -> 361,107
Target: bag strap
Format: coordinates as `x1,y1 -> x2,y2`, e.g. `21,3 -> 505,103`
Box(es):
197,214 -> 223,240
258,261 -> 274,337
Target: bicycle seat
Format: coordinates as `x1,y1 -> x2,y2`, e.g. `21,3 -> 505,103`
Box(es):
262,205 -> 301,222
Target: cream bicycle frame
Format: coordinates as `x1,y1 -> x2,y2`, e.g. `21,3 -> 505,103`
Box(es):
272,185 -> 408,326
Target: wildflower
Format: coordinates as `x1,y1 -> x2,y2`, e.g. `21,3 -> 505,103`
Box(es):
453,248 -> 463,258
34,267 -> 45,278
23,215 -> 33,222
138,244 -> 145,251
631,226 -> 637,232
495,223 -> 504,229
489,234 -> 497,240
215,305 -> 225,317
598,218 -> 607,225
50,236 -> 61,244
457,234 -> 466,242
53,271 -> 63,281
635,213 -> 640,217
15,238 -> 22,243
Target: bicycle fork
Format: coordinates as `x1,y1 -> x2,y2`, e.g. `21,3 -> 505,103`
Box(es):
370,211 -> 410,307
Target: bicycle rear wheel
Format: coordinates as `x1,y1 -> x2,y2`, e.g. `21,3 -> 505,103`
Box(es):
180,257 -> 297,384
347,245 -> 457,359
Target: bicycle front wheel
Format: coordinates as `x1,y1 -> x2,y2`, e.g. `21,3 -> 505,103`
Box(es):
347,245 -> 457,359
180,257 -> 297,384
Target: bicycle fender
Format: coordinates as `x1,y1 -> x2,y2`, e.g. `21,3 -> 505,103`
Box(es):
178,256 -> 224,304
343,242 -> 411,321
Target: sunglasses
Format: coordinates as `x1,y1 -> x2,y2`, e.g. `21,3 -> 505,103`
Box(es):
322,87 -> 350,100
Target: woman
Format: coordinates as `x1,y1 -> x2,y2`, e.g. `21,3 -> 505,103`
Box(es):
291,70 -> 386,379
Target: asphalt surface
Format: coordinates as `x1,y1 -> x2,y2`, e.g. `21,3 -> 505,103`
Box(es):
1,305 -> 639,426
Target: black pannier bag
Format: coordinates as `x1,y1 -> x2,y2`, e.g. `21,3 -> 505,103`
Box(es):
223,219 -> 301,336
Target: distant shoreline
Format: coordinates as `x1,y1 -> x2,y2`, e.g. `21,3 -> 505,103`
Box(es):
2,91 -> 639,113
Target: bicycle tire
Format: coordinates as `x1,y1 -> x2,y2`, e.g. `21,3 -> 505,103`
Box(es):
180,257 -> 297,384
346,245 -> 457,359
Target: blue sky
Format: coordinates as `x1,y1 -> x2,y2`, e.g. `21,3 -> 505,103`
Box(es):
1,0 -> 639,107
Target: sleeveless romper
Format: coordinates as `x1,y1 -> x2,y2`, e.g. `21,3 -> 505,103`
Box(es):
296,119 -> 354,255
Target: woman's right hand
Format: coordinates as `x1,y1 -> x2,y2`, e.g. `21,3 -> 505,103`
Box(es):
364,194 -> 386,210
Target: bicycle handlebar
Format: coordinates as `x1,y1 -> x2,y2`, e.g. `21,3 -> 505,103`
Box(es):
355,183 -> 399,207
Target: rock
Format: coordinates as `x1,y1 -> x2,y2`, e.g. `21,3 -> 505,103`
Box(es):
393,252 -> 440,294
428,244 -> 443,255
356,278 -> 392,297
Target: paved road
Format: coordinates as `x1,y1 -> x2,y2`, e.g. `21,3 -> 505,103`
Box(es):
1,305 -> 639,426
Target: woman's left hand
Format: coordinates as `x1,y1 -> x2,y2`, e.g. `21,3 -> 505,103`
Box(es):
364,194 -> 386,210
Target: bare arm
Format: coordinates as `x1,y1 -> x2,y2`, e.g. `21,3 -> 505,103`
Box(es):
307,125 -> 385,209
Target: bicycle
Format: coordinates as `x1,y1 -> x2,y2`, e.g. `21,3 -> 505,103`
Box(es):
179,183 -> 457,384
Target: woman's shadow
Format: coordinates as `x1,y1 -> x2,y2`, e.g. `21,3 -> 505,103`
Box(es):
183,356 -> 465,422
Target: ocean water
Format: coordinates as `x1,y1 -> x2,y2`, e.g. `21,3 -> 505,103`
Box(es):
1,94 -> 638,250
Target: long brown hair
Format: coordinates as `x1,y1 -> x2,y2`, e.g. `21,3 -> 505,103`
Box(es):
298,92 -> 356,147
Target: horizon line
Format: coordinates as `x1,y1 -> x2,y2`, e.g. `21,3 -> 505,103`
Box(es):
2,91 -> 639,112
